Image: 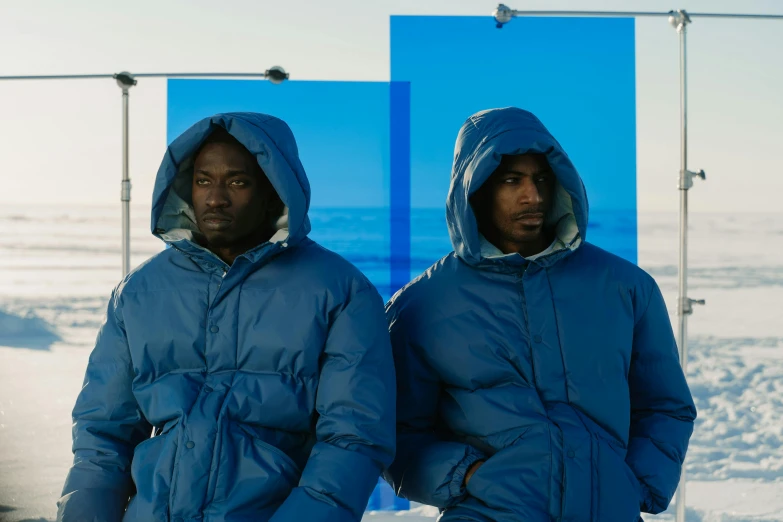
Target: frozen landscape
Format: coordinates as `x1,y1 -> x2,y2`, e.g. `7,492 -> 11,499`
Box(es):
0,204 -> 781,521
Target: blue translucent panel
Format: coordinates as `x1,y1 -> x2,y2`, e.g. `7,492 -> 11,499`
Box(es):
168,79 -> 412,511
167,80 -> 412,300
366,477 -> 411,511
392,15 -> 638,272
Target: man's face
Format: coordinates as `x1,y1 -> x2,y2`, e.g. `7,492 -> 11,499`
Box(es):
473,153 -> 556,251
192,141 -> 277,249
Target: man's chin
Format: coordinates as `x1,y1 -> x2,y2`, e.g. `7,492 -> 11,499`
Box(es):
511,225 -> 545,241
202,232 -> 234,249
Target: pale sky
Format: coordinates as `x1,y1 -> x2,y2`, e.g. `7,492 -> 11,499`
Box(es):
0,0 -> 781,213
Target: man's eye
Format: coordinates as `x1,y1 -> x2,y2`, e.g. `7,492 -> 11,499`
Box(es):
502,177 -> 518,184
231,180 -> 247,186
196,179 -> 210,186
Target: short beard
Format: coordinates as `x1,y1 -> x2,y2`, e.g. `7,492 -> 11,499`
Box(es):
201,231 -> 233,249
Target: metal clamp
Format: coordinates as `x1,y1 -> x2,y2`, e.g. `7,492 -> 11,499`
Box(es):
668,9 -> 692,31
678,168 -> 706,190
678,296 -> 706,315
264,66 -> 289,85
121,180 -> 132,202
114,71 -> 137,91
494,4 -> 515,28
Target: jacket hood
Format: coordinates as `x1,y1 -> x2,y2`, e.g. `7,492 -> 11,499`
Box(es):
151,112 -> 311,255
446,107 -> 589,267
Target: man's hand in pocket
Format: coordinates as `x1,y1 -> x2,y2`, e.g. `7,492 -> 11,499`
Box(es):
464,460 -> 485,487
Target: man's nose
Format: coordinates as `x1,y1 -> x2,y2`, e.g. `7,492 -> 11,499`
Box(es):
519,176 -> 543,205
205,185 -> 230,208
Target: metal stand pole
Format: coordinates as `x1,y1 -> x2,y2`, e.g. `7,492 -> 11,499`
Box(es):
669,10 -> 705,522
675,15 -> 689,522
115,72 -> 136,277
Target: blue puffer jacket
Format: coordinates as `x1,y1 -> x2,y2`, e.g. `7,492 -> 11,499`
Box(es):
57,113 -> 396,522
385,108 -> 696,522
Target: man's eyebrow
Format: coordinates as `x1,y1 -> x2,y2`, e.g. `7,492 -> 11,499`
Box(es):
498,168 -> 554,176
194,169 -> 250,176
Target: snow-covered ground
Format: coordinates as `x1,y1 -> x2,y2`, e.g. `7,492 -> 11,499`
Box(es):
0,205 -> 781,521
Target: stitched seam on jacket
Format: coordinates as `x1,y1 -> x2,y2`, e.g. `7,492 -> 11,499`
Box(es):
544,270 -> 572,404
206,373 -> 240,506
633,280 -> 656,329
517,276 -> 559,518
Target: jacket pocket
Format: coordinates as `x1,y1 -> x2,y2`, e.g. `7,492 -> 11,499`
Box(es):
208,422 -> 302,514
237,424 -> 302,474
125,418 -> 181,520
596,437 -> 643,522
464,429 -> 552,520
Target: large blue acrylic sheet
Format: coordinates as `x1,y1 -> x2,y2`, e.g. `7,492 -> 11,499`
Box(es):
391,15 -> 638,276
168,79 -> 411,512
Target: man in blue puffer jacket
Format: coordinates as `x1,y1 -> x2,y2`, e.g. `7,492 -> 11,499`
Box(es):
57,113 -> 395,522
385,107 -> 696,521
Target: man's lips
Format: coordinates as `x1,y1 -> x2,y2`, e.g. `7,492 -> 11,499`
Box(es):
203,214 -> 232,222
514,212 -> 545,225
202,214 -> 232,230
